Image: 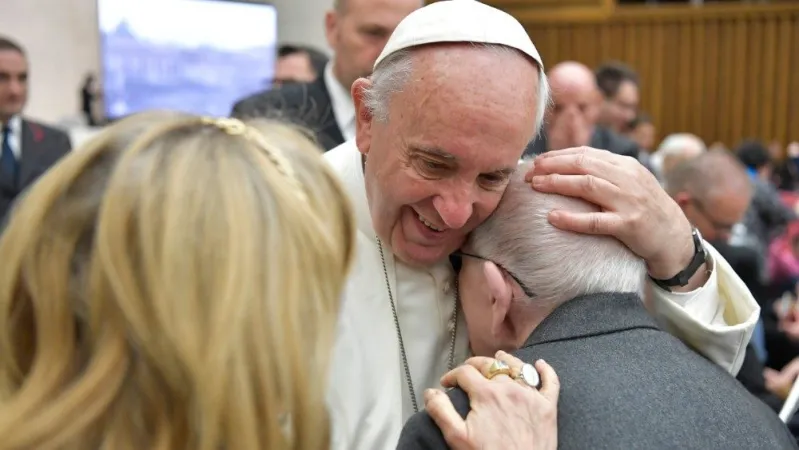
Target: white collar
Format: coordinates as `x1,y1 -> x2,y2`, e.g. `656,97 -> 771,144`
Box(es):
4,115 -> 21,134
323,62 -> 356,141
325,140 -> 376,243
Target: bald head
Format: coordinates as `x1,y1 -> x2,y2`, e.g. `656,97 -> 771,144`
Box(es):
665,149 -> 752,241
548,61 -> 597,94
544,62 -> 601,150
656,133 -> 706,178
665,149 -> 748,198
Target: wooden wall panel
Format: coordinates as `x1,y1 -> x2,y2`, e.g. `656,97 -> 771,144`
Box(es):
499,3 -> 799,148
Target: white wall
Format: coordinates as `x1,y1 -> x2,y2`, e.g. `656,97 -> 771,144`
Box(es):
272,0 -> 331,54
0,0 -> 331,125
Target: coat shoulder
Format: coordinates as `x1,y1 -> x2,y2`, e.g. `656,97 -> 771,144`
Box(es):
396,387 -> 471,450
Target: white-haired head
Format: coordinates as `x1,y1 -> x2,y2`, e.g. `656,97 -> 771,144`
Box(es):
652,133 -> 706,182
466,160 -> 645,309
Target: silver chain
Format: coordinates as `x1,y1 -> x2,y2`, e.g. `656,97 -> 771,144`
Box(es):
377,237 -> 459,413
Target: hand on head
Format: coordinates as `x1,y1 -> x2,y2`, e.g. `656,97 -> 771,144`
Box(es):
525,147 -> 696,281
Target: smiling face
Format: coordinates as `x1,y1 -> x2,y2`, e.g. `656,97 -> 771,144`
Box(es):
353,45 -> 540,266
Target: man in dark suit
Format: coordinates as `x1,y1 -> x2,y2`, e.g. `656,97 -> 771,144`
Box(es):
398,161 -> 795,449
0,36 -> 71,221
524,61 -> 639,159
231,0 -> 421,151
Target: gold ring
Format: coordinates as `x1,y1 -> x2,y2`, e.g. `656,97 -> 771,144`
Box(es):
485,360 -> 512,379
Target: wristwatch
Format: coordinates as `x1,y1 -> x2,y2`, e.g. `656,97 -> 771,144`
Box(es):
649,228 -> 708,292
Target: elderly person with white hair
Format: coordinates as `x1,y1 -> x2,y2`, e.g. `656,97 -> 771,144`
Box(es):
397,161 -> 796,450
650,132 -> 707,182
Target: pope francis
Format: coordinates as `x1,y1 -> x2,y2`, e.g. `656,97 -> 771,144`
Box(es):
323,1 -> 760,449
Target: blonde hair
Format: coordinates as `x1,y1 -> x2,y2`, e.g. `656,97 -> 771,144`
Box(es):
0,112 -> 356,450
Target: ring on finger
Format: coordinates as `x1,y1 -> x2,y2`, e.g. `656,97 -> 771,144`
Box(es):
514,363 -> 541,389
485,360 -> 512,380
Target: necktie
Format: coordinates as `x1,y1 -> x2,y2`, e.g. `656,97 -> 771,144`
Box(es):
1,125 -> 18,183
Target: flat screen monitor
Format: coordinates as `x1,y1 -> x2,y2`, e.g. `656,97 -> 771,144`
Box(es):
97,0 -> 277,119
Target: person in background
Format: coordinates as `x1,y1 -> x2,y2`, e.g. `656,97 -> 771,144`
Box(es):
272,44 -> 329,87
80,73 -> 103,126
663,149 -> 799,440
628,112 -> 655,152
398,161 -> 790,450
595,61 -> 640,135
0,36 -> 71,221
769,221 -> 799,292
524,61 -> 638,159
773,142 -> 799,192
627,112 -> 656,172
651,133 -> 706,183
232,0 -> 422,151
0,111 -> 553,449
732,140 -> 796,280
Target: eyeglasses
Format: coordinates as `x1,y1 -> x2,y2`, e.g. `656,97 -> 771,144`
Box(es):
451,250 -> 536,298
690,198 -> 737,235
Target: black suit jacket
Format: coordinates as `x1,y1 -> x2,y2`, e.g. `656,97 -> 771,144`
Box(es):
230,76 -> 345,151
524,125 -> 639,159
0,118 -> 71,221
398,293 -> 797,450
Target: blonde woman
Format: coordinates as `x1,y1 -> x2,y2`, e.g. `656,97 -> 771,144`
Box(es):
0,112 -> 557,450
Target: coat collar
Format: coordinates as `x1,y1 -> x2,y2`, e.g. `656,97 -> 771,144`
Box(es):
522,292 -> 660,348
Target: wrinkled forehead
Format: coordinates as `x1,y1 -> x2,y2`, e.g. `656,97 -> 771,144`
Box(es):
394,46 -> 540,142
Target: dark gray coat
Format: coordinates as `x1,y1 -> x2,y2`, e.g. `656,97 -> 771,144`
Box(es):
0,118 -> 71,221
398,293 -> 797,450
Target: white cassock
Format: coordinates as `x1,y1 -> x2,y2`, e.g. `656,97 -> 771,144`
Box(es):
323,140 -> 760,450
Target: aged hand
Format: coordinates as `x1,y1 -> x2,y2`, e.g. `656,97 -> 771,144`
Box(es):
526,147 -> 697,281
764,358 -> 799,400
426,351 -> 559,450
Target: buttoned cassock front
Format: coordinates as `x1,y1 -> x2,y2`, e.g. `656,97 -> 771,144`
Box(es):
323,141 -> 759,450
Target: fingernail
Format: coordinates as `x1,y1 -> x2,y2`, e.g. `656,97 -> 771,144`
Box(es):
536,359 -> 546,365
424,389 -> 437,400
496,350 -> 507,357
531,176 -> 544,187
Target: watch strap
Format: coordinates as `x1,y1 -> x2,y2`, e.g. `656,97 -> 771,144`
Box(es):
649,229 -> 707,291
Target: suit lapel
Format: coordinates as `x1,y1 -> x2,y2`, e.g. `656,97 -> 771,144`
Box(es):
18,120 -> 56,188
314,78 -> 345,148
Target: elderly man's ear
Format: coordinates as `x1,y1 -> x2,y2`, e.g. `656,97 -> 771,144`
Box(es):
483,261 -> 513,337
351,78 -> 373,156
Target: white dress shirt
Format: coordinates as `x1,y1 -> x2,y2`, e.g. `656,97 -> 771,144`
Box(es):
324,140 -> 759,450
1,115 -> 22,160
323,62 -> 356,141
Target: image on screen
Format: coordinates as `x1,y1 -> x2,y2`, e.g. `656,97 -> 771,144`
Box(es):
97,0 -> 277,119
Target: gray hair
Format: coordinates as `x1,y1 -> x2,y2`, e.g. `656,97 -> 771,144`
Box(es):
363,44 -> 551,139
652,133 -> 706,182
466,161 -> 645,307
